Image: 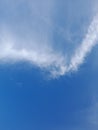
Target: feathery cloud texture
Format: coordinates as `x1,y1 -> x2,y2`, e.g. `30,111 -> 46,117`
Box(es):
0,0 -> 98,77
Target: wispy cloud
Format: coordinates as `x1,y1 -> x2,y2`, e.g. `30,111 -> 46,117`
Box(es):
0,0 -> 98,77
69,15 -> 98,71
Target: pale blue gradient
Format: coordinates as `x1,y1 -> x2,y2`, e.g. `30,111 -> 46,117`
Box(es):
0,0 -> 98,130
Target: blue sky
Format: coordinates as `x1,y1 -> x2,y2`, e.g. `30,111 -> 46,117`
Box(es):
0,0 -> 98,130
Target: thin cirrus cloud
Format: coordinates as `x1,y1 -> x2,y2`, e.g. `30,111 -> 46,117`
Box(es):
0,0 -> 98,77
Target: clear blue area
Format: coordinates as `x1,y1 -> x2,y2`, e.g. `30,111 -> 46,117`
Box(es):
0,48 -> 98,130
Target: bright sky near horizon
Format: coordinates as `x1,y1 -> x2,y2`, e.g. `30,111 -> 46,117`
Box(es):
0,0 -> 98,130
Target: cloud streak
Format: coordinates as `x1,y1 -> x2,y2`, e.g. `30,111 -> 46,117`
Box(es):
69,15 -> 98,71
0,1 -> 98,77
47,15 -> 98,77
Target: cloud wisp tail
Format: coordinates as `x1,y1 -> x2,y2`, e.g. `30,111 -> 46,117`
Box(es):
0,15 -> 98,78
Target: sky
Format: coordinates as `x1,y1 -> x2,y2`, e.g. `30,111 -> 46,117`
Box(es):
0,0 -> 98,130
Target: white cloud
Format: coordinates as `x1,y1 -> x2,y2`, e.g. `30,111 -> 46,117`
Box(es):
0,0 -> 98,77
69,15 -> 98,71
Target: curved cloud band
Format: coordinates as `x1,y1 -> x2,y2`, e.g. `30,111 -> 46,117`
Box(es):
0,1 -> 98,77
